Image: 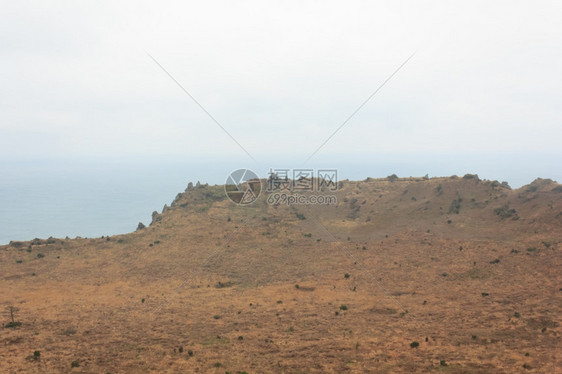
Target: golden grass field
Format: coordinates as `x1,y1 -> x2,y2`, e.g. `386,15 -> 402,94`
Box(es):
1,175 -> 561,373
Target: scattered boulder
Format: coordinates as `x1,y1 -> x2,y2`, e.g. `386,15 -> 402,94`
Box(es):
136,222 -> 146,231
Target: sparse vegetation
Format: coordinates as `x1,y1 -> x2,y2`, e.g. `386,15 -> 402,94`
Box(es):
494,204 -> 519,220
0,174 -> 559,372
448,197 -> 462,214
5,306 -> 21,328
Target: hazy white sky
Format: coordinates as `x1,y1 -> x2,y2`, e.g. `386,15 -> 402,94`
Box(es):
1,1 -> 561,173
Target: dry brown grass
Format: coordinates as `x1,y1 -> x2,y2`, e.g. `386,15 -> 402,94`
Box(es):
1,177 -> 561,373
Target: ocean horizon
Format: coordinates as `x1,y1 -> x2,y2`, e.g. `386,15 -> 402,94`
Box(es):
1,153 -> 559,245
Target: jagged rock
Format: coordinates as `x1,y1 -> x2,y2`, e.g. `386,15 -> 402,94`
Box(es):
137,222 -> 146,231
150,211 -> 162,226
196,181 -> 201,188
162,204 -> 169,213
463,174 -> 480,182
187,182 -> 194,191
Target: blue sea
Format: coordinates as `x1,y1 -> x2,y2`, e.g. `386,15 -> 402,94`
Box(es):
0,158 -> 242,245
1,153 -> 559,245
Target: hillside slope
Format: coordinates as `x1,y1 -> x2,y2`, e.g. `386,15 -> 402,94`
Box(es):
1,175 -> 561,373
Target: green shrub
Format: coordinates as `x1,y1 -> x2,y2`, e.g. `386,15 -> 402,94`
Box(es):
448,198 -> 462,214
410,341 -> 419,348
344,273 -> 350,279
494,204 -> 518,220
339,305 -> 348,311
71,361 -> 80,368
387,174 -> 398,182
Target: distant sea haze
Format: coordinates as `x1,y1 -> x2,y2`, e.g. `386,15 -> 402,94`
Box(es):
0,153 -> 559,244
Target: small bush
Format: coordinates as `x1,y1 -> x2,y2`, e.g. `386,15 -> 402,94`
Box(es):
387,174 -> 398,182
216,281 -> 234,288
489,258 -> 500,264
71,361 -> 80,368
410,341 -> 419,348
5,321 -> 22,328
448,198 -> 462,214
187,350 -> 193,356
494,204 -> 518,220
295,213 -> 306,220
440,359 -> 447,366
344,273 -> 350,279
37,253 -> 45,258
339,305 -> 348,311
63,327 -> 77,335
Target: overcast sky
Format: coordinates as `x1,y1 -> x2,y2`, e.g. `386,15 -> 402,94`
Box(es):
1,1 -> 561,183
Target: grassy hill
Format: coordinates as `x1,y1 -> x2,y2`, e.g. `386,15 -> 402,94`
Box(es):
1,175 -> 561,373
